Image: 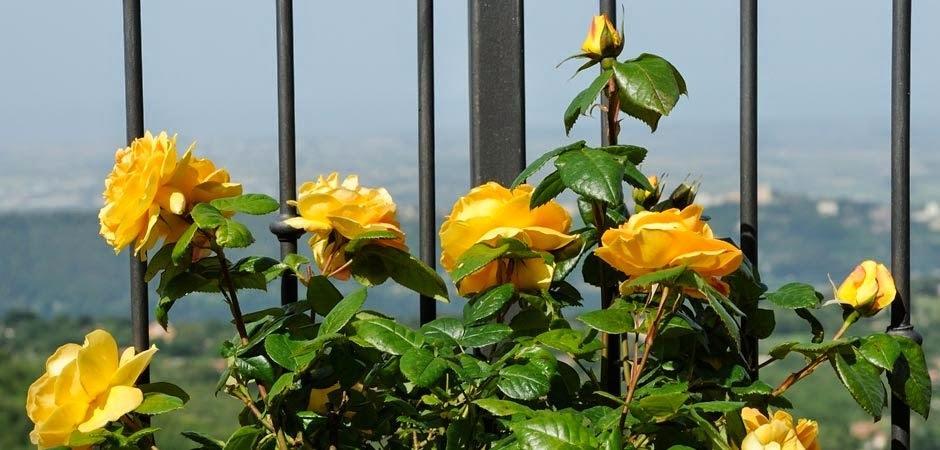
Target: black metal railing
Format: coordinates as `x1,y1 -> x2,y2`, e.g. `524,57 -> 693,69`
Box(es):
118,1 -> 921,448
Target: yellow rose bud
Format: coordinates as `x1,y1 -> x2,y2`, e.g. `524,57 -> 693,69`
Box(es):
307,383 -> 341,415
581,14 -> 623,59
740,407 -> 820,450
99,131 -> 242,256
595,204 -> 742,279
440,182 -> 576,296
836,260 -> 897,316
26,329 -> 157,449
632,175 -> 662,212
285,173 -> 407,280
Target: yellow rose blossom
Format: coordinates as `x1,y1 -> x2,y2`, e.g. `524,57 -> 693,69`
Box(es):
835,260 -> 897,316
285,173 -> 406,280
595,205 -> 742,284
581,14 -> 623,59
26,329 -> 157,449
740,407 -> 820,450
439,182 -> 576,296
98,131 -> 241,256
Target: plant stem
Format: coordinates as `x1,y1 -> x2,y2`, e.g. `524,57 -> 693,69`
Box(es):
620,286 -> 671,431
214,247 -> 250,345
771,310 -> 860,397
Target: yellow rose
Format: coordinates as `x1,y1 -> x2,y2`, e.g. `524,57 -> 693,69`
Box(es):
581,14 -> 623,59
26,329 -> 157,449
439,182 -> 576,296
595,204 -> 742,281
285,173 -> 406,280
740,407 -> 820,450
308,383 -> 341,415
98,131 -> 242,256
836,260 -> 897,316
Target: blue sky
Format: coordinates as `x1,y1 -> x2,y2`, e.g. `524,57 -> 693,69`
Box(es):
0,1 -> 938,204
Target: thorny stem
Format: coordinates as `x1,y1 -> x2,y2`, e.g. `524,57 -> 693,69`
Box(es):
620,286 -> 672,431
771,310 -> 860,397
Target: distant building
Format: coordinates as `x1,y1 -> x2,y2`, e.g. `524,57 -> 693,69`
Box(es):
816,200 -> 839,217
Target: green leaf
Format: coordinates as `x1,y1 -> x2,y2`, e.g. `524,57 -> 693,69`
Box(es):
461,323 -> 513,348
222,426 -> 261,450
622,162 -> 653,191
182,431 -> 224,449
268,373 -> 296,399
400,347 -> 449,387
691,400 -> 746,413
596,145 -> 647,165
795,308 -> 825,343
357,246 -> 448,302
263,334 -> 319,371
319,288 -> 366,337
451,241 -> 512,284
703,281 -> 741,349
530,170 -> 566,209
445,419 -> 472,450
420,317 -> 465,346
511,412 -> 597,450
624,265 -> 688,289
464,284 -> 515,324
858,333 -> 902,371
307,275 -> 343,317
191,203 -> 227,229
234,355 -> 275,386
636,392 -> 689,421
768,339 -> 855,360
889,335 -> 932,418
498,364 -> 551,400
210,194 -> 279,215
577,308 -> 635,334
146,244 -> 174,281
535,328 -> 603,356
767,283 -> 821,309
352,318 -> 423,355
216,218 -> 254,248
512,141 -> 586,188
474,398 -> 535,417
564,70 -> 612,135
612,54 -> 686,132
555,147 -> 624,205
345,229 -> 401,252
67,429 -> 111,447
749,308 -> 776,339
831,349 -> 886,419
136,382 -> 189,415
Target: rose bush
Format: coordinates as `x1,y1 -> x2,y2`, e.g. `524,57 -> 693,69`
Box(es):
27,12 -> 931,450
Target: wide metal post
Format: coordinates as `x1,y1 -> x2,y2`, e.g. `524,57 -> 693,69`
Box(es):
468,0 -> 525,186
122,0 -> 149,383
887,1 -> 919,448
270,0 -> 303,305
418,0 -> 437,324
740,0 -> 759,375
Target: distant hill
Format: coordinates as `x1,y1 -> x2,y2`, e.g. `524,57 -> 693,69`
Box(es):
2,192 -> 939,322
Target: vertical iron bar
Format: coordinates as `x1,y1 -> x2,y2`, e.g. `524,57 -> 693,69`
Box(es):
599,0 -> 616,147
418,0 -> 437,324
599,0 -> 621,396
740,0 -> 759,376
271,0 -> 303,305
122,0 -> 149,383
468,0 -> 525,185
888,1 -> 919,449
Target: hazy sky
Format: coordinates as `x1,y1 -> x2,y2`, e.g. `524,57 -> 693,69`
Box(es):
1,1 -> 938,204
